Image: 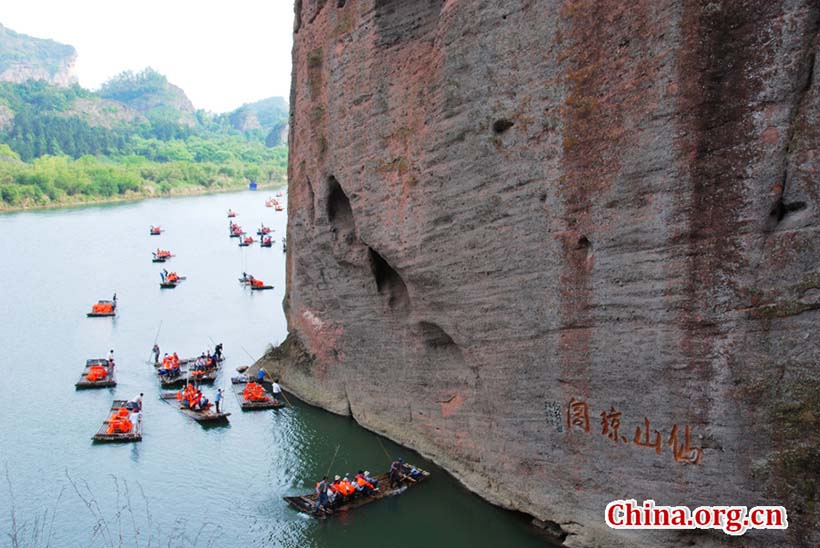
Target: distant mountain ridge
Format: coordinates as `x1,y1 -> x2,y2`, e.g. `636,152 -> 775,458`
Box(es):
0,23 -> 289,210
0,24 -> 289,160
0,23 -> 76,86
222,96 -> 289,146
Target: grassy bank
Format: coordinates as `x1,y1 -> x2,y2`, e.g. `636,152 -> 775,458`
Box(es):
0,179 -> 286,213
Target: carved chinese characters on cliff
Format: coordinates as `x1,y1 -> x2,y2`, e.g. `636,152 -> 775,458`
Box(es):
562,398 -> 703,465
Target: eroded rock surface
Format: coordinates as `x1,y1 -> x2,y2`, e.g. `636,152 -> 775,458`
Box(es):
266,1 -> 819,546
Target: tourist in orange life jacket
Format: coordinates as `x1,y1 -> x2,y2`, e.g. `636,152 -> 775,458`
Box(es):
339,474 -> 356,497
355,470 -> 376,495
159,353 -> 170,375
330,475 -> 342,496
190,390 -> 203,410
363,470 -> 379,489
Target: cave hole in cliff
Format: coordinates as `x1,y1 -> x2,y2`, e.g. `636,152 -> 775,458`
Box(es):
576,235 -> 591,249
368,247 -> 410,310
769,197 -> 807,223
337,0 -> 346,6
492,119 -> 514,134
327,176 -> 355,234
418,321 -> 457,350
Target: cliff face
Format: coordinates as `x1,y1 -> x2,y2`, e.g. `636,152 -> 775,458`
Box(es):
0,24 -> 77,86
272,1 -> 819,546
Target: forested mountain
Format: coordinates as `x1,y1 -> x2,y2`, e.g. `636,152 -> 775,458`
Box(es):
0,26 -> 288,209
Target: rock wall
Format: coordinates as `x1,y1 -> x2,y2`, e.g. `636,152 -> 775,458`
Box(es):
0,55 -> 77,86
269,1 -> 819,546
0,24 -> 77,86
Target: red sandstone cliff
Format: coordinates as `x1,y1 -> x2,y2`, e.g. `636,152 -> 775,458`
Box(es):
266,1 -> 819,546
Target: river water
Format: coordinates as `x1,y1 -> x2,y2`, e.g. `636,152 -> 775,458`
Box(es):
0,191 -> 551,547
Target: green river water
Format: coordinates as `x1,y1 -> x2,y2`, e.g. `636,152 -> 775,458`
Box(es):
0,191 -> 554,547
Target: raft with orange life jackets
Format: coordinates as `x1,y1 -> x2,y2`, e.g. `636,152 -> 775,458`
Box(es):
87,299 -> 116,317
160,386 -> 230,423
248,278 -> 273,290
149,225 -> 163,235
93,400 -> 141,442
227,209 -> 237,217
152,249 -> 173,263
283,464 -> 431,518
230,378 -> 285,410
239,236 -> 254,247
76,358 -> 116,389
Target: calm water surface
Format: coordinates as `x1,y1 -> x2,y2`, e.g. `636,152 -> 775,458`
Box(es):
0,191 -> 551,547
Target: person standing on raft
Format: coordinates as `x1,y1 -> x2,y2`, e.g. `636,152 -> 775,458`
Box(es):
153,344 -> 160,363
271,379 -> 283,402
389,457 -> 405,489
314,476 -> 329,514
214,388 -> 223,413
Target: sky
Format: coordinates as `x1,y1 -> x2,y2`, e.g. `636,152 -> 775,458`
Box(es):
2,0 -> 294,113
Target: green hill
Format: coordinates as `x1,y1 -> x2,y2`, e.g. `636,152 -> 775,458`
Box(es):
99,68 -> 196,127
0,58 -> 288,209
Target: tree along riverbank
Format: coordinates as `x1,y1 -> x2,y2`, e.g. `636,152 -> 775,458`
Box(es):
0,179 -> 285,214
0,144 -> 287,212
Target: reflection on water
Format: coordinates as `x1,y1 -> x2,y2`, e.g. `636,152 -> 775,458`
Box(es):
0,191 -> 553,547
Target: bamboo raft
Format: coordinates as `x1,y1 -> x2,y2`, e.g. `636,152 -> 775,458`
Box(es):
250,285 -> 273,291
75,359 -> 116,389
157,370 -> 185,386
187,366 -> 219,384
93,400 -> 141,442
230,379 -> 286,410
283,464 -> 430,519
160,393 -> 231,423
153,355 -> 225,368
87,300 -> 116,317
159,367 -> 219,386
